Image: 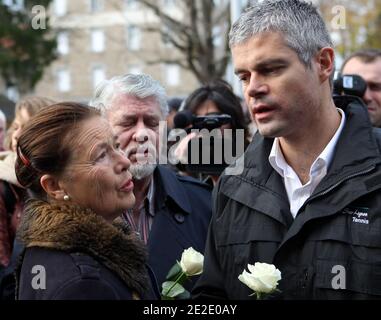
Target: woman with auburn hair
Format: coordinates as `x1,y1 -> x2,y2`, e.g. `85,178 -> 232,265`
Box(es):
15,102 -> 157,300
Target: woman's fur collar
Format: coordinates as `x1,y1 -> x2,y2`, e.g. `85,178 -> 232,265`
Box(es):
17,199 -> 150,296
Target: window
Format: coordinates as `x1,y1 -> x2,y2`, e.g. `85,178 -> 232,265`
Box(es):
213,26 -> 223,47
163,0 -> 176,7
6,86 -> 19,102
57,32 -> 69,55
213,0 -> 226,6
129,65 -> 142,75
91,29 -> 105,53
127,25 -> 141,51
165,64 -> 180,87
54,0 -> 67,17
125,0 -> 138,9
2,0 -> 24,11
92,66 -> 105,89
90,0 -> 103,13
57,69 -> 71,92
162,25 -> 172,48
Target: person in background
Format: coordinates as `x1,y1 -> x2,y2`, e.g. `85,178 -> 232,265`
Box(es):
184,80 -> 251,145
175,80 -> 251,185
166,97 -> 183,130
0,96 -> 54,299
15,102 -> 157,300
0,110 -> 6,152
194,0 -> 381,299
90,73 -> 212,291
341,49 -> 381,127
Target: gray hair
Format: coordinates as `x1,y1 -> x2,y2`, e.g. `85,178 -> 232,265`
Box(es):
89,73 -> 169,118
229,0 -> 333,68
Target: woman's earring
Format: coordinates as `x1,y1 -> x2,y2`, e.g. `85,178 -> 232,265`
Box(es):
63,195 -> 70,201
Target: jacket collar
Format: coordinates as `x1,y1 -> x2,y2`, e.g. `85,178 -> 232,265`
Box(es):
240,97 -> 381,193
313,97 -> 381,194
220,98 -> 381,228
153,165 -> 192,214
17,200 -> 150,296
276,98 -> 381,249
221,136 -> 292,227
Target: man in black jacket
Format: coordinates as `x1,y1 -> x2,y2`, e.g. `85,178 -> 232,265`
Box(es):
193,0 -> 381,300
90,74 -> 212,291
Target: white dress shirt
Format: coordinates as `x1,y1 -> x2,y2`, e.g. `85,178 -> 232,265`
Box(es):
269,108 -> 346,218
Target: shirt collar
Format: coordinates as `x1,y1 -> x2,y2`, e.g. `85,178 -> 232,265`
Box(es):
269,138 -> 288,178
314,108 -> 346,172
269,108 -> 346,177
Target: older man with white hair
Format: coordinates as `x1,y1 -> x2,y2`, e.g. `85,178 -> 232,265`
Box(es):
90,73 -> 212,290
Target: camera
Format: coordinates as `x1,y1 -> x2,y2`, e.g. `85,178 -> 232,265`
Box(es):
173,111 -> 231,132
172,111 -> 242,176
333,74 -> 367,98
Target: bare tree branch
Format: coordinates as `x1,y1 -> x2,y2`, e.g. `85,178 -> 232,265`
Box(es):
136,0 -> 231,83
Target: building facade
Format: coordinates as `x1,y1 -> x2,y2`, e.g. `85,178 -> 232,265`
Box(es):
34,0 -> 200,102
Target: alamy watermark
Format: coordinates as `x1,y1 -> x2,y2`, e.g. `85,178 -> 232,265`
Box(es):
330,5 -> 346,30
28,4 -> 348,30
331,265 -> 346,290
31,265 -> 46,290
31,5 -> 47,30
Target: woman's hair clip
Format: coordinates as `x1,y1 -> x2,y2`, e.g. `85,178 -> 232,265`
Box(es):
17,146 -> 31,167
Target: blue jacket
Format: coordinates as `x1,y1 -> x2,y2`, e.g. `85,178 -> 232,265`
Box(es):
146,166 -> 212,290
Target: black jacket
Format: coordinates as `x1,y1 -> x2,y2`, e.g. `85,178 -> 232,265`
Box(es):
16,200 -> 158,300
193,97 -> 381,300
145,165 -> 212,290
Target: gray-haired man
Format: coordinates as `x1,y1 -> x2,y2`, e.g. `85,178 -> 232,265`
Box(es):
90,74 -> 212,290
193,0 -> 381,299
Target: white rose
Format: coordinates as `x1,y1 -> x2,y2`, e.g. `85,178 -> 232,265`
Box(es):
238,263 -> 281,294
179,247 -> 204,276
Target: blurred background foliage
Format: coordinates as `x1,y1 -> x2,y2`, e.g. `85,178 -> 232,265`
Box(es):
0,0 -> 56,94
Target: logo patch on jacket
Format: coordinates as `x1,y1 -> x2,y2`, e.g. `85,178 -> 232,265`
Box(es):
342,206 -> 369,225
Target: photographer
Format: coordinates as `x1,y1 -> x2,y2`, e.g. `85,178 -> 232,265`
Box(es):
341,49 -> 381,127
172,80 -> 251,185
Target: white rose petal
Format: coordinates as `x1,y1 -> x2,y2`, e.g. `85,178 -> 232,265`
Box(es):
179,247 -> 204,276
238,263 -> 281,294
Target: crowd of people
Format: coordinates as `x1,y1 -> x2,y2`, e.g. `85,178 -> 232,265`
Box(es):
1,0 -> 381,300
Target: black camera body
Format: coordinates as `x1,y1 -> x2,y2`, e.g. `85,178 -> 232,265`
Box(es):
333,74 -> 367,98
173,111 -> 240,176
174,111 -> 231,132
192,114 -> 231,131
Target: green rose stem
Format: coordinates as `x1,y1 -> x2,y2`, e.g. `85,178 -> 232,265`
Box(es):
164,271 -> 186,297
249,291 -> 263,300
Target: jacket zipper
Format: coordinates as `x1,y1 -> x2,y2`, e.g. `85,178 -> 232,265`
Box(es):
298,165 -> 376,213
